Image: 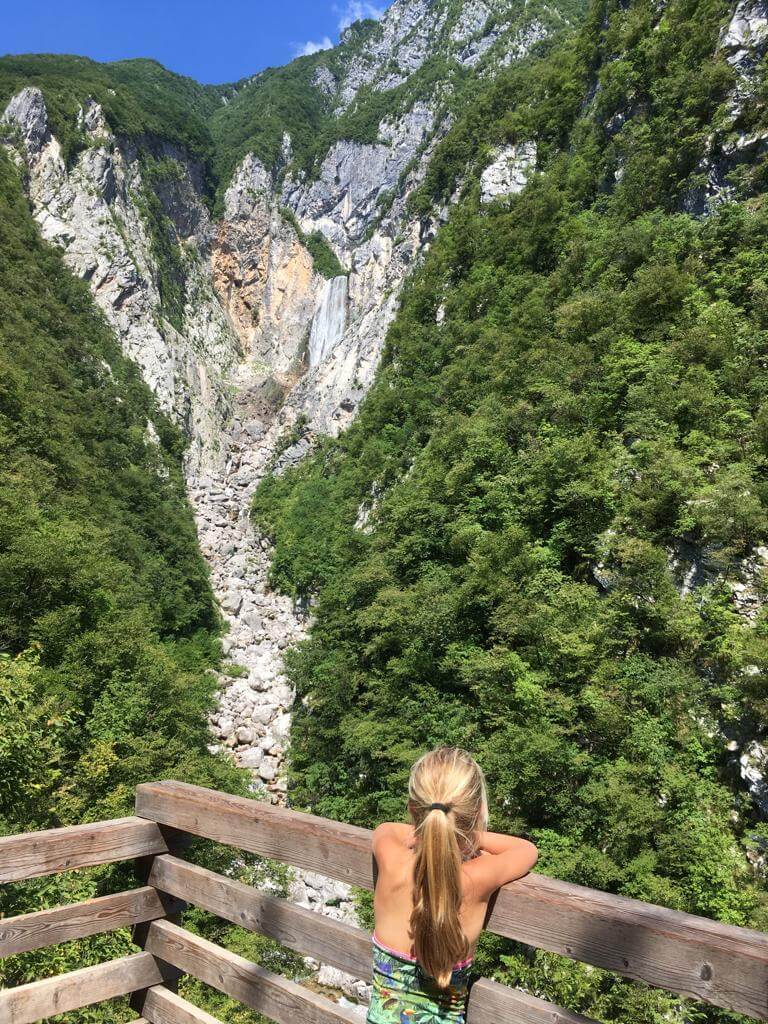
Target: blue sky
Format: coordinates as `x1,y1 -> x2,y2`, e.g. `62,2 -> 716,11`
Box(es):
1,1 -> 391,84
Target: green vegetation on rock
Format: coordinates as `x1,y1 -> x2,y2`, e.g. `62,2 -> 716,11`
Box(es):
280,206 -> 348,278
0,54 -> 218,168
136,155 -> 191,331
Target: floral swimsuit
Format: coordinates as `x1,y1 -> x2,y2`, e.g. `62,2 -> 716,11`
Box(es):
366,934 -> 473,1024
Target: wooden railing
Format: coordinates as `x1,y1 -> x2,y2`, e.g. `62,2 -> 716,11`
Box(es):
1,780 -> 767,1023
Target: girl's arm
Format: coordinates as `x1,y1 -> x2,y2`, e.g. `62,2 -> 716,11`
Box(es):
465,831 -> 538,896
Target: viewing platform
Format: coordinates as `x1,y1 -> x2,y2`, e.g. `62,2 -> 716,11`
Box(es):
1,780 -> 768,1023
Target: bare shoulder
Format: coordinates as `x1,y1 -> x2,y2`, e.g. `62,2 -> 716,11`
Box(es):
372,821 -> 414,843
372,822 -> 415,864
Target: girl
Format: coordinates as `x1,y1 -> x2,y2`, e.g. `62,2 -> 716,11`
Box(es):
368,746 -> 538,1024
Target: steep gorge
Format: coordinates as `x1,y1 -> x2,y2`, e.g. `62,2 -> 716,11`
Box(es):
0,0 -> 567,972
5,0 -> 768,1016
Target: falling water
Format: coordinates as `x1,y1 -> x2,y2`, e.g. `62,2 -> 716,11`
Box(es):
308,275 -> 348,367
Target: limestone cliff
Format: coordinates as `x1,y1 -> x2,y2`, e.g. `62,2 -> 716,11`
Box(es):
2,87 -> 239,475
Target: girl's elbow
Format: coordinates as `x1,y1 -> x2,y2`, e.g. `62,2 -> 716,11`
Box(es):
523,839 -> 538,870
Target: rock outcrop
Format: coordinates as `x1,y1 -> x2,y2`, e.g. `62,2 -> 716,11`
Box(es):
480,141 -> 537,202
676,0 -> 768,212
719,0 -> 768,75
1,87 -> 240,475
212,154 -> 322,374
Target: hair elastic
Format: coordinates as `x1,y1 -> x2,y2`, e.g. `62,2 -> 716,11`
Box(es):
428,802 -> 452,813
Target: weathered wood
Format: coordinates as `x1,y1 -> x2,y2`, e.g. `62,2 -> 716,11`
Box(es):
135,781 -> 768,1020
486,874 -> 768,1019
468,978 -> 598,1024
0,886 -> 181,958
148,854 -> 372,980
141,986 -> 225,1024
132,825 -> 191,993
145,920 -> 363,1024
0,952 -> 166,1024
135,781 -> 372,886
0,817 -> 169,883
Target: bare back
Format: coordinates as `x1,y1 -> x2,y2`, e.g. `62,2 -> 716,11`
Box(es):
372,822 -> 538,959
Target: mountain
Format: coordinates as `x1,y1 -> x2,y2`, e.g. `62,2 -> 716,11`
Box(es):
3,0 -> 768,1019
0,0 -> 579,810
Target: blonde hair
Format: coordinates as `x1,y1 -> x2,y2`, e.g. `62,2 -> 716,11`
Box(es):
408,746 -> 488,988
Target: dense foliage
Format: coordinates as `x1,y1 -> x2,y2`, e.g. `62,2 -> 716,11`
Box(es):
252,0 -> 768,1020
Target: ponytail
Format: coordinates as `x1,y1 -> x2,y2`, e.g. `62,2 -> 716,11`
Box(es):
407,747 -> 488,989
410,806 -> 469,988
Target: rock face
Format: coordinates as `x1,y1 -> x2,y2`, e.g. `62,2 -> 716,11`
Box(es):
1,88 -> 240,475
284,102 -> 435,246
2,86 -> 50,153
480,141 -> 538,202
719,0 -> 768,74
675,0 -> 768,213
738,741 -> 768,816
212,154 -> 321,374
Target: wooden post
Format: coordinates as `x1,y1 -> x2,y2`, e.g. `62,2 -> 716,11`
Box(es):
130,824 -> 191,1014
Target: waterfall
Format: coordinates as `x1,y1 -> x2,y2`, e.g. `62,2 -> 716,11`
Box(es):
308,275 -> 348,367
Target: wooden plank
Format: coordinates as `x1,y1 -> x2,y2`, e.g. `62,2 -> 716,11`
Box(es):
468,978 -> 598,1024
0,817 -> 169,883
0,886 -> 182,958
135,781 -> 372,887
0,951 -> 166,1024
141,986 -> 226,1024
486,873 -> 768,1019
135,782 -> 768,1019
148,855 -> 372,980
145,920 -> 363,1024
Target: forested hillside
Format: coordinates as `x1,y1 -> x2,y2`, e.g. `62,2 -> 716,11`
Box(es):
0,55 -> 220,170
3,0 -> 768,1019
252,0 -> 768,1018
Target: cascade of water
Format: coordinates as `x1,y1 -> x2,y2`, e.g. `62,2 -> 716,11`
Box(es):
308,275 -> 348,367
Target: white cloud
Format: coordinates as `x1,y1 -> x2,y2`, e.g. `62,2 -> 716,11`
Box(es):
292,2 -> 386,58
294,36 -> 335,57
335,1 -> 387,31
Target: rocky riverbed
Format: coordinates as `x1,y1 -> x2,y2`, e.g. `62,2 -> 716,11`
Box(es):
184,364 -> 371,1006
